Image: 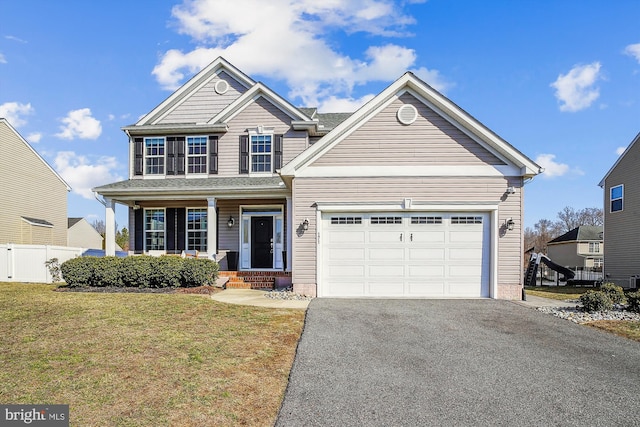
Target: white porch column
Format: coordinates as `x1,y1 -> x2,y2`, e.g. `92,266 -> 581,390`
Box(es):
207,197 -> 217,259
286,196 -> 293,272
105,197 -> 116,256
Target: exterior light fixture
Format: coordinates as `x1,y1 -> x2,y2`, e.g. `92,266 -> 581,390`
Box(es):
506,217 -> 515,231
506,186 -> 516,194
227,216 -> 235,228
302,218 -> 309,230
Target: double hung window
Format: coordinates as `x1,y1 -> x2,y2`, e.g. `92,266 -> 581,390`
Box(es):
610,185 -> 623,212
187,208 -> 207,251
187,136 -> 207,174
250,134 -> 272,173
145,138 -> 165,174
145,209 -> 165,250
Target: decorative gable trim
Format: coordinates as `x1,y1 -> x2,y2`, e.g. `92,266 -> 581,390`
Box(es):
280,73 -> 541,179
135,57 -> 255,126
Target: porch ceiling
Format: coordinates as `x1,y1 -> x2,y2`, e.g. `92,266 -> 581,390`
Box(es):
93,176 -> 289,202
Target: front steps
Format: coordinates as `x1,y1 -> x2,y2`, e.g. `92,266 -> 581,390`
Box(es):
219,271 -> 291,290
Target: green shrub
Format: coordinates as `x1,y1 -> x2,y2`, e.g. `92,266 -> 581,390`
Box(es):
120,256 -> 154,288
600,282 -> 626,304
93,257 -> 124,287
626,292 -> 640,313
180,258 -> 219,287
60,257 -> 97,287
148,256 -> 183,288
580,290 -> 613,312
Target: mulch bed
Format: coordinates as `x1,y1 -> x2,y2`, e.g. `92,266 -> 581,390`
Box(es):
55,285 -> 222,295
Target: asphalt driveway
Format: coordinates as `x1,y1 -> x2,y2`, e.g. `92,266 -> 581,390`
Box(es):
276,299 -> 640,426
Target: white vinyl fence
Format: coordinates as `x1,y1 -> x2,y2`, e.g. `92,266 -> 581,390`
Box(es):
0,244 -> 84,283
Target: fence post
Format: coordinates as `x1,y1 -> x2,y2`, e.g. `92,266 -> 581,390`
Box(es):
7,243 -> 13,279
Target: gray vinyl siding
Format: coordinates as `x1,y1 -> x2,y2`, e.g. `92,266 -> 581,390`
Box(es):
603,138 -> 640,287
0,120 -> 68,246
547,243 -> 583,269
292,176 -> 523,291
312,93 -> 506,167
218,96 -> 307,176
158,71 -> 248,124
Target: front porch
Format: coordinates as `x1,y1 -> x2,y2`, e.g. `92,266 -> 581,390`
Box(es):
219,270 -> 292,290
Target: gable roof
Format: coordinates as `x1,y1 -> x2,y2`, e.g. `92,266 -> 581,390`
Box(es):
280,72 -> 542,178
135,57 -> 256,126
548,225 -> 603,244
0,118 -> 70,191
68,217 -> 83,228
598,131 -> 640,187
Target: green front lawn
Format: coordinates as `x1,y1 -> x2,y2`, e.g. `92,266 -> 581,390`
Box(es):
0,283 -> 304,426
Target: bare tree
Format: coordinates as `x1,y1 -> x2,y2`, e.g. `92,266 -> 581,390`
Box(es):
92,219 -> 106,235
556,206 -> 603,232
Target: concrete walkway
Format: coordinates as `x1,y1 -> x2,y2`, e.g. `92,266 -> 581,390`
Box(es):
210,288 -> 310,309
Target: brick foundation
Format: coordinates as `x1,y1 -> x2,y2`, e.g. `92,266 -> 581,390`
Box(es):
219,271 -> 292,290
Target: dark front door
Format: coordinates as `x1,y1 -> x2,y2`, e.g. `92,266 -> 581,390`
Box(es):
251,216 -> 273,268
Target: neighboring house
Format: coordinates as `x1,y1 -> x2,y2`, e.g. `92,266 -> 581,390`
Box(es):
68,217 -> 104,249
546,226 -> 603,270
94,57 -> 541,299
599,132 -> 640,288
0,118 -> 70,246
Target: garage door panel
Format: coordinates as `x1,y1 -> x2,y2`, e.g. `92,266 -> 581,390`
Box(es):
408,265 -> 445,277
328,248 -> 365,261
328,231 -> 366,244
328,265 -> 365,277
370,247 -> 404,260
322,212 -> 490,298
369,265 -> 404,277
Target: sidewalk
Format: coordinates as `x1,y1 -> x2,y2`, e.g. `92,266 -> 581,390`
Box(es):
515,294 -> 578,308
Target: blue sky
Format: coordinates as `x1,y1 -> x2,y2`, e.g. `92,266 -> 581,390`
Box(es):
1,0 -> 639,230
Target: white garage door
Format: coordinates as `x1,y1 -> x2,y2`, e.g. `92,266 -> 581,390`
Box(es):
321,212 -> 490,298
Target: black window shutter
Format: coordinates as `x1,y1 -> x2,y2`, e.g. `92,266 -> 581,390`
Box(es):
274,134 -> 283,171
176,137 -> 185,175
134,208 -> 144,252
166,137 -> 176,175
134,138 -> 144,176
240,135 -> 249,174
166,208 -> 176,253
209,135 -> 219,174
176,208 -> 186,252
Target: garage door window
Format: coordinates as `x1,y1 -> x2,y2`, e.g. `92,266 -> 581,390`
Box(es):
451,216 -> 483,224
331,216 -> 362,225
371,216 -> 402,224
411,216 -> 443,224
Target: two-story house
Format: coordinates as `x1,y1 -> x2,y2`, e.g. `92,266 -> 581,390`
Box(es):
599,132 -> 640,288
94,57 -> 541,299
546,225 -> 603,271
0,118 -> 70,246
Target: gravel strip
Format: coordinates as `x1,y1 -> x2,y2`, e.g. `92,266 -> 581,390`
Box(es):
537,304 -> 640,323
264,289 -> 314,301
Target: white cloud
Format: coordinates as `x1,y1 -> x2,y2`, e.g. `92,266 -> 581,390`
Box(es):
54,151 -> 122,199
535,154 -> 569,178
318,94 -> 376,113
55,108 -> 102,140
153,0 -> 450,110
624,43 -> 640,63
0,53 -> 6,64
616,146 -> 627,156
550,62 -> 602,112
0,102 -> 34,127
26,132 -> 42,143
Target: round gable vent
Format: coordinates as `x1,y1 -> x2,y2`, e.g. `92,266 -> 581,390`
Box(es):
214,79 -> 229,95
397,104 -> 418,125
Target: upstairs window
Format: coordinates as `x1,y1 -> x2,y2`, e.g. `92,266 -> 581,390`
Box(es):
145,137 -> 165,174
187,136 -> 207,174
251,134 -> 272,173
588,242 -> 601,253
610,185 -> 623,212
